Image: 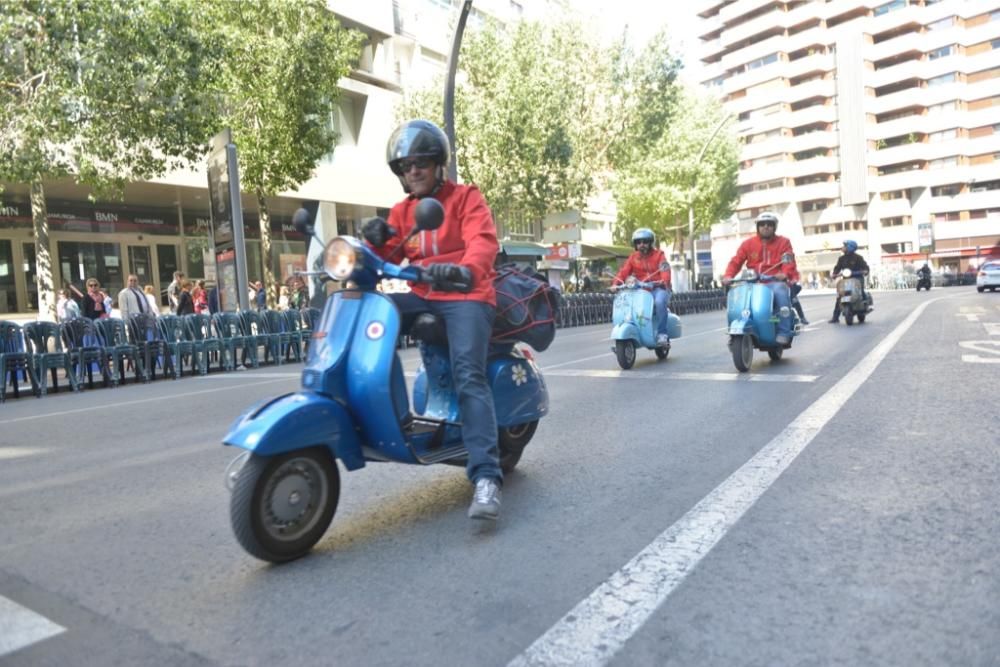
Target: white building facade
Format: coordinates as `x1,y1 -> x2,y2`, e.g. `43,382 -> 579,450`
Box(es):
695,0 -> 1000,284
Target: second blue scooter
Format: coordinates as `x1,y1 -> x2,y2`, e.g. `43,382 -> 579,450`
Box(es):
609,277 -> 682,370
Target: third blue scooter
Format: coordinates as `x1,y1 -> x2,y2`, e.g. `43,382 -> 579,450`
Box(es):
609,277 -> 682,370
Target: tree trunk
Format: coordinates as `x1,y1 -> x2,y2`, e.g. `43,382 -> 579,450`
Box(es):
257,191 -> 275,310
30,180 -> 56,321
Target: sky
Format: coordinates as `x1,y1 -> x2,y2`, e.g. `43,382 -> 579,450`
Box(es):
567,0 -> 704,83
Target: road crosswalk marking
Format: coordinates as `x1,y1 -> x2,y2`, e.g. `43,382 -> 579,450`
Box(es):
0,595 -> 65,657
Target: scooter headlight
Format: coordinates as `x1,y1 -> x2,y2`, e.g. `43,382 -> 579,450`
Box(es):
323,237 -> 356,281
625,276 -> 637,288
841,268 -> 853,278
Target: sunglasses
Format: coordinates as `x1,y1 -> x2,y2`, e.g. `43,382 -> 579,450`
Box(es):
757,221 -> 776,227
397,157 -> 433,173
87,282 -> 99,287
635,239 -> 652,245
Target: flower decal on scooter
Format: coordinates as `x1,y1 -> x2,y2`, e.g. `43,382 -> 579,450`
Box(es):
512,364 -> 527,386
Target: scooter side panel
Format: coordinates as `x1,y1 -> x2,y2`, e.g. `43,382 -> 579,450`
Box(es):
346,293 -> 414,464
610,322 -> 640,342
726,284 -> 751,326
223,391 -> 365,470
612,289 -> 656,348
489,354 -> 549,426
667,312 -> 682,339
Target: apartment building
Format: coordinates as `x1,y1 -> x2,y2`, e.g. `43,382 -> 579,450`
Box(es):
0,0 -> 529,315
696,0 -> 1000,282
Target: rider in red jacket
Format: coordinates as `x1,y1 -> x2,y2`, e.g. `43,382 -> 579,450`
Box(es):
722,212 -> 799,344
613,227 -> 673,347
361,119 -> 503,522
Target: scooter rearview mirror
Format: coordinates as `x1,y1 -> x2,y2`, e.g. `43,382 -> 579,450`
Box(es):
414,197 -> 444,232
292,208 -> 313,235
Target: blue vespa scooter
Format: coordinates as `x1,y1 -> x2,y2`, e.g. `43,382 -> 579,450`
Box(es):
223,199 -> 548,562
609,277 -> 682,369
725,266 -> 801,372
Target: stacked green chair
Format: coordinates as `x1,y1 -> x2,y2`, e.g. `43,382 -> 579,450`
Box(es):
61,318 -> 113,389
0,320 -> 40,402
184,313 -> 228,374
210,312 -> 257,370
128,313 -> 174,381
280,310 -> 306,362
242,309 -> 281,365
156,315 -> 196,378
22,321 -> 79,396
96,318 -> 145,385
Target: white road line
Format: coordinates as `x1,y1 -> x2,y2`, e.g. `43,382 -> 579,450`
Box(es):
544,369 -> 818,383
0,378 -> 290,426
0,595 -> 65,657
0,447 -> 46,461
195,372 -> 301,379
508,297 -> 939,667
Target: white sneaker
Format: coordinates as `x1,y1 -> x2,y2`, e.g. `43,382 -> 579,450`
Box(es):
468,478 -> 501,520
656,333 -> 670,347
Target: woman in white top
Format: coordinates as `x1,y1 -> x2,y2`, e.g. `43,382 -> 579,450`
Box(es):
143,285 -> 160,316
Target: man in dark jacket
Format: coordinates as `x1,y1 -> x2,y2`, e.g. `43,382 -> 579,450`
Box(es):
362,119 -> 503,522
829,240 -> 869,323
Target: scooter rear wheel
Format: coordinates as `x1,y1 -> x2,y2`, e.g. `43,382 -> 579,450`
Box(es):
767,347 -> 783,361
230,448 -> 340,563
845,311 -> 855,326
498,420 -> 538,473
730,334 -> 753,372
615,340 -> 636,369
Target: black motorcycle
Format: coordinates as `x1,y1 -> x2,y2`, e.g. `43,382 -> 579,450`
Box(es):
916,274 -> 932,291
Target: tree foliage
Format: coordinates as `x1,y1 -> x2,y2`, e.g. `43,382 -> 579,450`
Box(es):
611,89 -> 739,247
400,18 -> 621,234
1,0 -> 221,317
193,0 -> 361,305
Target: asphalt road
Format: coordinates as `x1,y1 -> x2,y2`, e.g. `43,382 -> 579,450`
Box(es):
1,288 -> 997,667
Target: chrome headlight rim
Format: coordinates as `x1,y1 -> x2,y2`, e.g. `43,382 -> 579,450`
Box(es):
323,237 -> 357,281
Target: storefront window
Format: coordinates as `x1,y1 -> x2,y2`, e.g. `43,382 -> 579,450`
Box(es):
57,241 -> 123,294
0,241 -> 15,313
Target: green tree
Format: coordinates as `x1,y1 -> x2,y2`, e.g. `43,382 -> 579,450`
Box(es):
1,0 -> 221,318
195,0 -> 361,308
611,89 -> 739,249
400,19 -> 620,237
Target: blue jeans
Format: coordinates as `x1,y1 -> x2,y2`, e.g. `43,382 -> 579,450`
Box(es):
391,293 -> 501,485
767,282 -> 793,337
653,288 -> 671,337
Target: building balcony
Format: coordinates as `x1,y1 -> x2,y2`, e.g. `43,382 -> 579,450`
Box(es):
787,180 -> 840,203
871,168 -> 932,192
929,189 -> 1000,214
738,186 -> 793,210
933,217 -> 1000,242
874,196 -> 913,219
786,130 -> 839,154
784,156 -> 840,179
867,140 -> 931,167
718,0 -> 774,26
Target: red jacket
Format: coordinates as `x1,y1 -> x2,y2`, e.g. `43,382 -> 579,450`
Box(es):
615,249 -> 672,289
724,234 -> 800,283
374,181 -> 499,305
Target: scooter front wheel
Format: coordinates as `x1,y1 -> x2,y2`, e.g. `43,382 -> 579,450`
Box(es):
615,340 -> 636,369
230,448 -> 340,563
730,335 -> 753,372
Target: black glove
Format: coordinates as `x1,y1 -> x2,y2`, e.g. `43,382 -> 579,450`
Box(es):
361,217 -> 395,248
426,263 -> 472,291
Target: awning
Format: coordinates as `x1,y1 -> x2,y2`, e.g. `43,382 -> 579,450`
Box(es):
578,243 -> 633,259
499,241 -> 548,257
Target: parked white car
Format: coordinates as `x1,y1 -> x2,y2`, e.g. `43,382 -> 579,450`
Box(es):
977,260 -> 1000,293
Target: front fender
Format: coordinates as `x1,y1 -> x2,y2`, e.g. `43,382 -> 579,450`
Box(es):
223,392 -> 365,470
728,318 -> 751,336
611,322 -> 640,342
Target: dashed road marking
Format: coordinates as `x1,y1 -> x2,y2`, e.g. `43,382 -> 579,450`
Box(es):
0,595 -> 65,657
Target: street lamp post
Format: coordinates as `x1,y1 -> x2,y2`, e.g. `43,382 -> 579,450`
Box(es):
688,114 -> 734,290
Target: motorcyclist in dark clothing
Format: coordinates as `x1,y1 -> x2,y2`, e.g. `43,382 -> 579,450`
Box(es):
829,240 -> 869,324
917,263 -> 931,279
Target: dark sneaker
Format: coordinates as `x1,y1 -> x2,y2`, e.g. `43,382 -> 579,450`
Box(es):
656,333 -> 670,347
828,318 -> 839,324
800,318 -> 810,325
775,334 -> 791,345
468,477 -> 501,521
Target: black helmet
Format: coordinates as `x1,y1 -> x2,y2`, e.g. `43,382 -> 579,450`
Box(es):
755,212 -> 778,229
632,227 -> 656,249
386,119 -> 450,175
